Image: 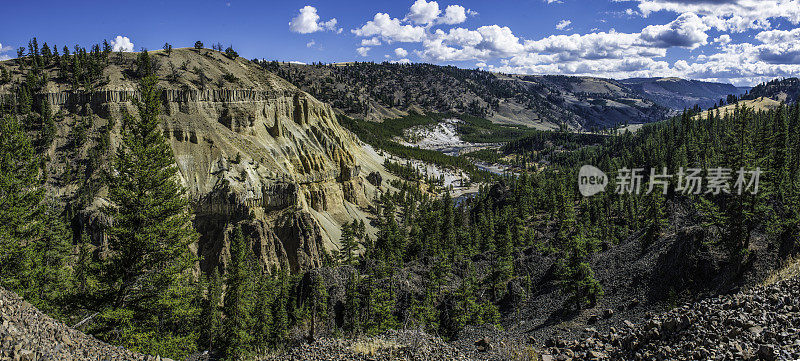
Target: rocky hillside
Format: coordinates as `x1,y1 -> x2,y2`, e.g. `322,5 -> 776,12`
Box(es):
0,286 -> 158,360
262,61 -> 671,130
543,274 -> 800,360
0,48 -> 395,274
744,77 -> 800,103
620,77 -> 745,110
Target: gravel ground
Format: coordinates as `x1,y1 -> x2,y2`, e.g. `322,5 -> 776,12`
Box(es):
262,329 -> 475,361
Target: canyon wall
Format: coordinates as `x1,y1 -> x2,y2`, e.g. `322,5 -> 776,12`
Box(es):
1,49 -> 391,274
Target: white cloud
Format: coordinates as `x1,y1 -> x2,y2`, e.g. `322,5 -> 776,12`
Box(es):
110,36 -> 134,52
407,0 -> 441,24
0,42 -> 12,59
391,58 -> 412,64
754,28 -> 800,64
523,31 -> 662,61
418,25 -> 525,61
673,59 -> 690,72
545,0 -> 563,3
755,27 -> 800,44
628,0 -> 800,32
441,5 -> 468,24
436,27 -> 483,47
714,34 -> 731,45
289,6 -> 340,34
344,0 -> 800,85
662,42 -> 800,86
475,25 -> 525,55
640,12 -> 709,48
361,37 -> 382,46
352,13 -> 426,42
306,40 -> 316,48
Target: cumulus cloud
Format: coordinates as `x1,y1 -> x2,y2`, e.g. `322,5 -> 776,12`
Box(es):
640,12 -> 709,48
417,25 -> 525,61
110,36 -> 134,52
361,37 -> 382,46
289,6 -> 341,34
476,25 -> 525,55
755,27 -> 800,45
714,34 -> 731,45
523,31 -> 663,61
344,0 -> 800,85
627,0 -> 800,32
441,5 -> 468,24
754,28 -> 800,64
407,0 -> 441,24
352,13 -> 426,42
391,58 -> 412,64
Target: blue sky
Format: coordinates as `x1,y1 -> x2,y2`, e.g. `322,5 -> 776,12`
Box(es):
1,0 -> 799,86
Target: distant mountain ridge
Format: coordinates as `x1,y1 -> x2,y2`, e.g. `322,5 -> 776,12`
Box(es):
262,61 -> 671,130
620,77 -> 746,110
743,77 -> 800,103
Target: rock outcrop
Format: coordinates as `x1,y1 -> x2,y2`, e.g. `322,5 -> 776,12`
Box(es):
0,48 -> 392,274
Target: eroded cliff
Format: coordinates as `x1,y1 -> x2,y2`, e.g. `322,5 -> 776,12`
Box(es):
0,48 -> 392,273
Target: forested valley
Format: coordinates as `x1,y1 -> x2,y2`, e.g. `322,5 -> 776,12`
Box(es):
1,37 -> 800,361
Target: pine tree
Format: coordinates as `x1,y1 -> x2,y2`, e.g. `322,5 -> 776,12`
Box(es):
271,269 -> 290,345
136,50 -> 155,78
642,191 -> 666,249
0,114 -> 45,296
97,74 -> 199,357
308,272 -> 328,341
364,279 -> 397,335
222,225 -> 255,358
252,271 -> 274,351
338,223 -> 359,265
719,105 -> 759,260
493,227 -> 514,298
558,231 -> 603,309
202,269 -> 224,355
343,271 -> 361,333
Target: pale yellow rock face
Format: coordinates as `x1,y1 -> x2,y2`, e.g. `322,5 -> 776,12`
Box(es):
0,48 -> 393,273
